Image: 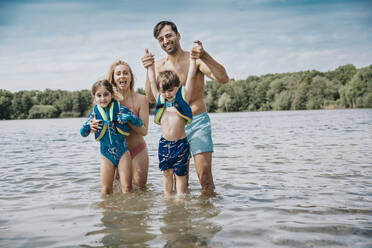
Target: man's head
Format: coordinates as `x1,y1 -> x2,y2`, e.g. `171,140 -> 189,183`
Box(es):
153,20 -> 180,54
153,21 -> 178,38
157,70 -> 180,101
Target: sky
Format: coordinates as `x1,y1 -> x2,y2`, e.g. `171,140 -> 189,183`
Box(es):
0,0 -> 371,92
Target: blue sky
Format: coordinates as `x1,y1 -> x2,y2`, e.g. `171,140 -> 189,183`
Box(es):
0,0 -> 371,92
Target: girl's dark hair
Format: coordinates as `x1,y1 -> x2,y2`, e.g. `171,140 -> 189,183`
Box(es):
153,20 -> 178,39
157,70 -> 180,92
91,80 -> 114,103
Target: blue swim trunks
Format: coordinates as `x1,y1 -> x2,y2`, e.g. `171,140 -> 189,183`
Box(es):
158,137 -> 190,176
185,112 -> 213,156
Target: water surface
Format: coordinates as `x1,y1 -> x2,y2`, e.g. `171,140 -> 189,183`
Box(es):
1,109 -> 371,247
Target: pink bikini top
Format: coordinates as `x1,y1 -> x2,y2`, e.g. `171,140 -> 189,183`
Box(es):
130,94 -> 139,117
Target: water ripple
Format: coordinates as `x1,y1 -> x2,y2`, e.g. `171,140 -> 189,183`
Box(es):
1,110 -> 372,247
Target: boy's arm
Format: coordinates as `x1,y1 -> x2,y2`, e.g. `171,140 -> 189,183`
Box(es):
142,49 -> 157,103
184,56 -> 197,103
191,40 -> 229,84
145,49 -> 159,100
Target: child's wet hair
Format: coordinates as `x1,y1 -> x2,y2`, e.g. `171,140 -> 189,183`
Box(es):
157,70 -> 180,92
91,80 -> 114,102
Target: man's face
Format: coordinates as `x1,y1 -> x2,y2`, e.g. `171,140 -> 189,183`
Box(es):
156,25 -> 180,54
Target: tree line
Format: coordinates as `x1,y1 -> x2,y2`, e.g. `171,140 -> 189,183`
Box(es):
0,64 -> 371,120
205,64 -> 371,112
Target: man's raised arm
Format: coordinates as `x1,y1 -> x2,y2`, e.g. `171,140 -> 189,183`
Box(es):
191,40 -> 229,84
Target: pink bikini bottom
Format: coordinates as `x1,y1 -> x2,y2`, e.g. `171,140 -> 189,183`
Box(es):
130,142 -> 146,158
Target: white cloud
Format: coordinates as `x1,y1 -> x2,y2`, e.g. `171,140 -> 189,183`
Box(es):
0,0 -> 371,92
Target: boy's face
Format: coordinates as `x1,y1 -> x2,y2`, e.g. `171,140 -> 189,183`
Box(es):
94,86 -> 112,108
160,86 -> 178,102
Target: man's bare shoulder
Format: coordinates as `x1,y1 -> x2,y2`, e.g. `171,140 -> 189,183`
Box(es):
155,57 -> 167,71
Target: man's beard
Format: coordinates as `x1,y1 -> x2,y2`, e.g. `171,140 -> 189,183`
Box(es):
164,44 -> 178,54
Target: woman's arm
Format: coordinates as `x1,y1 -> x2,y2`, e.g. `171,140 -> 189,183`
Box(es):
126,94 -> 149,136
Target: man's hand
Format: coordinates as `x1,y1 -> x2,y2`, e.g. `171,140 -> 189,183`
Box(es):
190,40 -> 204,59
141,49 -> 155,68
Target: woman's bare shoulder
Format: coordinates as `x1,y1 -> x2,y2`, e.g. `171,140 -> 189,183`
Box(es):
134,92 -> 147,101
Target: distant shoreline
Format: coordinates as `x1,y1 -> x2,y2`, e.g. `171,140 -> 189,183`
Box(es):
1,64 -> 371,120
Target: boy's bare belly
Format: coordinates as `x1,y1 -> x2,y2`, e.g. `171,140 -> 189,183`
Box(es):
160,108 -> 187,141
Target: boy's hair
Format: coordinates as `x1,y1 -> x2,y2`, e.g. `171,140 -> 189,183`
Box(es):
91,80 -> 114,103
107,60 -> 135,90
157,70 -> 180,92
153,20 -> 178,39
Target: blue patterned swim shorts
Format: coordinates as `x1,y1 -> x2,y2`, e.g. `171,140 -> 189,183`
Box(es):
158,137 -> 190,176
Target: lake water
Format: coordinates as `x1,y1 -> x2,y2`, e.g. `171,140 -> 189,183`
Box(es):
0,109 -> 371,248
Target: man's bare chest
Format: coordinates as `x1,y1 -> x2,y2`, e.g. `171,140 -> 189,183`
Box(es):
159,63 -> 189,84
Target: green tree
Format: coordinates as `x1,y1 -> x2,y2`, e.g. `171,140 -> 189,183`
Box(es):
218,92 -> 232,112
11,91 -> 35,119
273,91 -> 292,110
0,90 -> 13,119
326,64 -> 357,85
292,83 -> 307,110
55,91 -> 74,112
28,105 -> 60,119
342,66 -> 372,108
36,88 -> 61,105
205,80 -> 222,112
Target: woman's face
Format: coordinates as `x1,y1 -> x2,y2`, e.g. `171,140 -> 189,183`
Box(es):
114,64 -> 132,91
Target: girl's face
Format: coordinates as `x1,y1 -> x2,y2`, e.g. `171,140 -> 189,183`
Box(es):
114,64 -> 132,91
94,86 -> 112,108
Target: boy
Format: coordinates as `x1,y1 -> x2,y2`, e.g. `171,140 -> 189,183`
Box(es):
145,48 -> 197,196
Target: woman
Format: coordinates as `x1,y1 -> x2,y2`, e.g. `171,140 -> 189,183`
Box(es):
107,60 -> 149,189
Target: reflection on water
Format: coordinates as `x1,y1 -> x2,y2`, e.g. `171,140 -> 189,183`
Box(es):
1,109 -> 372,247
90,191 -> 157,247
85,189 -> 222,248
160,196 -> 222,248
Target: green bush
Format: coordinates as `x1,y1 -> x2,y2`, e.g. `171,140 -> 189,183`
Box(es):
28,105 -> 60,119
60,111 -> 81,118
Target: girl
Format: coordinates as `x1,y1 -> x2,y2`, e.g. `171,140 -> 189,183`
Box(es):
80,80 -> 143,195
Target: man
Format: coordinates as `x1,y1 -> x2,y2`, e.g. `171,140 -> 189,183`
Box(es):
142,20 -> 229,195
